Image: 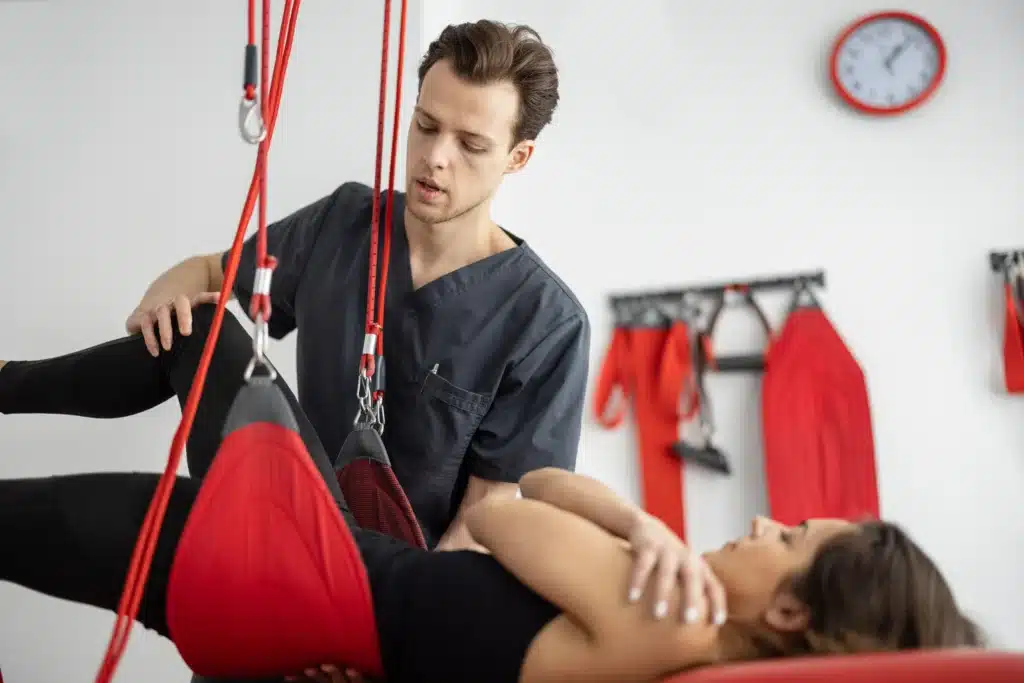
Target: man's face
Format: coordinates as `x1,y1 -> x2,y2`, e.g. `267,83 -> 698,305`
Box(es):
405,58 -> 534,226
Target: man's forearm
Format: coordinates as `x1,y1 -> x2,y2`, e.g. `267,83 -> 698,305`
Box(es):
519,468 -> 642,541
434,519 -> 488,553
141,252 -> 225,303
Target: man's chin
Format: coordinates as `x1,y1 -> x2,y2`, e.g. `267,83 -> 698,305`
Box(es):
407,202 -> 450,226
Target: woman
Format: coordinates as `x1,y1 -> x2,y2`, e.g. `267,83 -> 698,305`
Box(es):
0,305 -> 983,683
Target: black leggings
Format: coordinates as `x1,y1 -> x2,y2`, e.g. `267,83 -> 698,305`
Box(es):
0,304 -> 353,637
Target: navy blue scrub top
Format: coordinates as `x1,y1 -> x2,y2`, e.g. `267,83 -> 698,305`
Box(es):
227,181 -> 591,548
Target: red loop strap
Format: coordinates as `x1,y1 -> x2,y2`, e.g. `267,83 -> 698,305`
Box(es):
593,326 -> 632,428
1002,282 -> 1024,393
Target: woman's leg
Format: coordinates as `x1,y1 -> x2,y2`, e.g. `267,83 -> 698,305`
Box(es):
0,471 -> 197,637
0,304 -> 336,488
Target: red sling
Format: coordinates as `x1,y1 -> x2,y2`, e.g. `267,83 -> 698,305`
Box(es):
999,255 -> 1024,393
762,283 -> 880,525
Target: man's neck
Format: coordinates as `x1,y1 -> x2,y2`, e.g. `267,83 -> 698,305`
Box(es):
404,206 -> 517,289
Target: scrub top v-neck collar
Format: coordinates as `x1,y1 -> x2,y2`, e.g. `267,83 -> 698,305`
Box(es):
387,215 -> 529,312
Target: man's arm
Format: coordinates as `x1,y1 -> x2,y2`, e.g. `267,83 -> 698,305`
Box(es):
226,185 -> 349,339
128,182 -> 355,352
434,476 -> 519,552
437,311 -> 591,551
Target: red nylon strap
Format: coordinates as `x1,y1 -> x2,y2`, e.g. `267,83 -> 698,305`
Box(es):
92,2 -> 301,680
361,0 -> 409,400
593,326 -> 633,428
1003,281 -> 1024,393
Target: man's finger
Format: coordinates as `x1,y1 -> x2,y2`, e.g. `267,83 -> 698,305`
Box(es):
139,315 -> 160,357
652,548 -> 679,619
702,559 -> 728,625
125,311 -> 142,335
172,294 -> 193,335
155,304 -> 174,351
680,553 -> 704,624
194,291 -> 221,305
627,547 -> 658,604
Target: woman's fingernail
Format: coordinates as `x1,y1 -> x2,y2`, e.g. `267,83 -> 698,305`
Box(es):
628,587 -> 641,603
654,600 -> 668,619
684,606 -> 699,623
713,610 -> 727,625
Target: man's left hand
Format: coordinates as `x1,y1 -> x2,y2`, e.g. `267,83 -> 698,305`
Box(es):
285,665 -> 363,683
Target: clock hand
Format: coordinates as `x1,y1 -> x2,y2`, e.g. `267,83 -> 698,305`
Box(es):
884,40 -> 909,71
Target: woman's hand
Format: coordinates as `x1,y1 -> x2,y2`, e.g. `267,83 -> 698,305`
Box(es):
285,665 -> 364,682
625,511 -> 727,626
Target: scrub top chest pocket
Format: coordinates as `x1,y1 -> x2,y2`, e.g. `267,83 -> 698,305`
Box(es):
417,364 -> 492,456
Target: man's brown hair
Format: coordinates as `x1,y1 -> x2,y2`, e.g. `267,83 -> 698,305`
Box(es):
418,20 -> 560,147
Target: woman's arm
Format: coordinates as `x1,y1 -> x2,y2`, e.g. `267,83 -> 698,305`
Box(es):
518,467 -> 641,540
517,467 -> 729,625
464,496 -> 718,676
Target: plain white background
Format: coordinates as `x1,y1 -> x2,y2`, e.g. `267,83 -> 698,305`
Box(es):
1,1 -> 1022,680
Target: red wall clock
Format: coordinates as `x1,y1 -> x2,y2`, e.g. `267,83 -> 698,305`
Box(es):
829,11 -> 947,116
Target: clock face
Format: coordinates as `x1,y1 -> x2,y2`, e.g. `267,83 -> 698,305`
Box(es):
832,14 -> 945,114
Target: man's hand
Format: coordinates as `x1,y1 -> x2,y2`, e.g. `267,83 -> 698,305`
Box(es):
625,511 -> 727,626
125,291 -> 220,356
285,664 -> 363,682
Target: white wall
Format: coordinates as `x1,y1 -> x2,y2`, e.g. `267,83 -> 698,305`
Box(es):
0,0 -> 1021,680
0,1 -> 422,681
425,0 -> 1023,648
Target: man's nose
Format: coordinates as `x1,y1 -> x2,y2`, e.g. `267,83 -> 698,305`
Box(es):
424,137 -> 455,169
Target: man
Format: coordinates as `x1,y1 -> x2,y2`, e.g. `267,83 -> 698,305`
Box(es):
128,19 -> 590,556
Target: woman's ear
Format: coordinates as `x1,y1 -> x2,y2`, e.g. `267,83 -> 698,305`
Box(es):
764,591 -> 810,633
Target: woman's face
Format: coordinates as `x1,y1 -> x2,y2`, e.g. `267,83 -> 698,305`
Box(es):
703,517 -> 856,625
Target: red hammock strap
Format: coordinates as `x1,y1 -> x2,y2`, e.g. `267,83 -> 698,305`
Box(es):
355,0 -> 410,438
93,2 -> 302,680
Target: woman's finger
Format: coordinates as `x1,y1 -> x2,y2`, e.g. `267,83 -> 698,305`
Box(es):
679,551 -> 705,624
702,559 -> 728,625
652,547 -> 680,619
627,546 -> 659,603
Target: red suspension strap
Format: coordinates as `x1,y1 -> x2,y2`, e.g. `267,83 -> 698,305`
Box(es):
92,2 -> 302,681
356,0 -> 409,435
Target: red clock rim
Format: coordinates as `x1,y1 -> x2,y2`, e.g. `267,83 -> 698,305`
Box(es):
828,10 -> 947,116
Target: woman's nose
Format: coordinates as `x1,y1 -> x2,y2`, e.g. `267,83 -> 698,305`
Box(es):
751,516 -> 778,538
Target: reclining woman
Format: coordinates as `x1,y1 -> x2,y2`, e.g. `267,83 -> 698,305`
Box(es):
0,305 -> 983,683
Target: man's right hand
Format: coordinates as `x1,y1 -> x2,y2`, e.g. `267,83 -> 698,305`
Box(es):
126,291 -> 221,356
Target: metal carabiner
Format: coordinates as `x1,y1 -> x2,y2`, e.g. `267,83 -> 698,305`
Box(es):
238,95 -> 267,144
372,395 -> 386,435
243,314 -> 277,382
353,370 -> 377,429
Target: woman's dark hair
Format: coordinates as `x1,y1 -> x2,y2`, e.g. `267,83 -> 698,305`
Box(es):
772,520 -> 984,656
417,20 -> 560,147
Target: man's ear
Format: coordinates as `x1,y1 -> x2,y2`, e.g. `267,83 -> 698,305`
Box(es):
504,140 -> 535,175
763,591 -> 811,633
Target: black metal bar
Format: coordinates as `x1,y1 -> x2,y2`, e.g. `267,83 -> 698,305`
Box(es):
990,250 -> 1022,273
711,353 -> 765,373
607,269 -> 826,306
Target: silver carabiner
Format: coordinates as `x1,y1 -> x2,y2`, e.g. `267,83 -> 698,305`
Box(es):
372,394 -> 386,435
243,314 -> 277,382
353,370 -> 376,429
238,96 -> 267,144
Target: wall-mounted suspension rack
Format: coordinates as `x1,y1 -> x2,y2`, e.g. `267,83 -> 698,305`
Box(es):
607,269 -> 827,374
989,250 -> 1024,273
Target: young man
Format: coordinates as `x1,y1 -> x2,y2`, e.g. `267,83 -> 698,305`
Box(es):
121,20 -> 590,555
